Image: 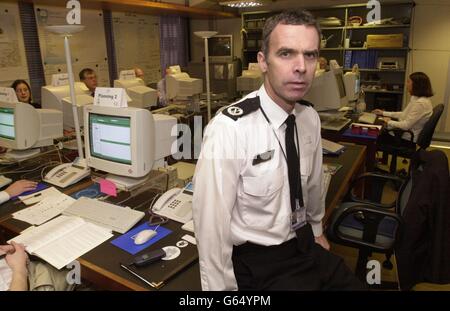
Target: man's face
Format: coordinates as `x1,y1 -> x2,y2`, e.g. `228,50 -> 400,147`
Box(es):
258,24 -> 319,110
135,69 -> 144,79
82,72 -> 97,91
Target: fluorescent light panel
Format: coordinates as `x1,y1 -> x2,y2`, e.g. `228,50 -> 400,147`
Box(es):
219,1 -> 263,8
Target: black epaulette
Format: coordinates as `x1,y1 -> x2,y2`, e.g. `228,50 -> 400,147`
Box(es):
297,99 -> 313,107
222,96 -> 261,121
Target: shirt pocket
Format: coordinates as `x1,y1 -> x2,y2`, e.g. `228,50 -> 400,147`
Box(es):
240,166 -> 284,228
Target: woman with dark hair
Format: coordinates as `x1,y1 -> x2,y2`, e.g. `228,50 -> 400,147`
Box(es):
10,80 -> 40,108
373,71 -> 433,143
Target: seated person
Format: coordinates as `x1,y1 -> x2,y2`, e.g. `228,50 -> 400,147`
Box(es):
134,67 -> 145,80
79,68 -> 98,97
0,180 -> 37,204
318,57 -> 328,70
10,80 -> 40,108
373,72 -> 433,145
0,180 -> 74,291
0,242 -> 74,291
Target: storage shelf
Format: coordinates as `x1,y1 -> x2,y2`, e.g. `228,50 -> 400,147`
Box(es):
362,88 -> 404,94
344,68 -> 406,72
346,24 -> 410,29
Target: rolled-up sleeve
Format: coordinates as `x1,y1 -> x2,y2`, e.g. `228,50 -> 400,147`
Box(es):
192,117 -> 243,291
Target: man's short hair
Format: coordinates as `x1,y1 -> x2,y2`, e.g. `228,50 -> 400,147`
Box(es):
79,68 -> 95,81
261,10 -> 321,58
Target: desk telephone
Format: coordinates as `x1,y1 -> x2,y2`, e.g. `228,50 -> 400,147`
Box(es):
43,161 -> 90,188
153,182 -> 193,224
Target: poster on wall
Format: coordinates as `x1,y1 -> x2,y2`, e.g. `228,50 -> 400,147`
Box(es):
34,5 -> 110,87
0,2 -> 29,85
112,12 -> 161,84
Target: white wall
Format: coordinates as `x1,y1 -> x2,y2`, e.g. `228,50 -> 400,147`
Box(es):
189,18 -> 242,63
408,2 -> 450,133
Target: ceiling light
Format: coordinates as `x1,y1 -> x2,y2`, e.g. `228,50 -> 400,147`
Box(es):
219,1 -> 264,8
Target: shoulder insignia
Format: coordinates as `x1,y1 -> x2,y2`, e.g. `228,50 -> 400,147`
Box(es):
297,99 -> 313,107
222,96 -> 261,121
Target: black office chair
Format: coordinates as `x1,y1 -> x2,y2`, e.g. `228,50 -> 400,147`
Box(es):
327,149 -> 450,289
377,104 -> 444,174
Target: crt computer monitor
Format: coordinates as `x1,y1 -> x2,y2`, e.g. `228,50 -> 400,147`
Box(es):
0,101 -> 63,159
303,67 -> 348,112
84,105 -> 155,179
113,78 -> 157,108
41,82 -> 90,130
208,35 -> 233,63
343,72 -> 360,102
236,63 -> 263,93
165,72 -> 203,101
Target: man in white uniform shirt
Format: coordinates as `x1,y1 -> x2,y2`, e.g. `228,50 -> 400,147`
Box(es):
192,10 -> 362,290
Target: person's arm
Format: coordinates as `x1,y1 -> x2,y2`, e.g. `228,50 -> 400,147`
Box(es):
6,242 -> 29,291
306,112 -> 329,250
386,101 -> 429,131
382,110 -> 402,119
4,180 -> 37,199
192,117 -> 242,291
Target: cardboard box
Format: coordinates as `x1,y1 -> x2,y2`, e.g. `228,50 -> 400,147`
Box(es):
366,34 -> 403,48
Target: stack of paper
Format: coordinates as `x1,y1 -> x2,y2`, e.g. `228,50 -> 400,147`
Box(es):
19,187 -> 61,206
9,215 -> 113,270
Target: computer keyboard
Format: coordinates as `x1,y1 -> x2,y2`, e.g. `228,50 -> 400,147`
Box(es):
358,112 -> 377,124
63,197 -> 145,234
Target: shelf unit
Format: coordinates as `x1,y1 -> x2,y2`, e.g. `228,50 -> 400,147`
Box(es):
241,2 -> 415,111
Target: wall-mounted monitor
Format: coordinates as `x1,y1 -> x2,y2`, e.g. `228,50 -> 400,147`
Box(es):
208,35 -> 233,63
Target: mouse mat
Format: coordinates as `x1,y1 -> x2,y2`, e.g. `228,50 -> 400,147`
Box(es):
119,230 -> 199,290
111,222 -> 172,255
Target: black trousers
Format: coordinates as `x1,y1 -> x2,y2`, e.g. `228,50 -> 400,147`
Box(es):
232,225 -> 364,291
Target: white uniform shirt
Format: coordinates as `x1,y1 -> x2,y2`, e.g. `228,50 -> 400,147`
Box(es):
0,259 -> 12,291
383,96 -> 433,142
192,85 -> 324,291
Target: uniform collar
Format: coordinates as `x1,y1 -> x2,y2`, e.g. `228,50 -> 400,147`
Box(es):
258,84 -> 294,130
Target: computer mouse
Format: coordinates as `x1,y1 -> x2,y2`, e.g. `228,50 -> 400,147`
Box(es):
134,229 -> 157,245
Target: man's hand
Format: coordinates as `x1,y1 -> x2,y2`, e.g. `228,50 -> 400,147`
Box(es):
314,234 -> 330,251
372,109 -> 384,116
5,242 -> 28,273
5,180 -> 37,197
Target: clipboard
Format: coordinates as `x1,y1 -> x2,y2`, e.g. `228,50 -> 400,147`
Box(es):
119,231 -> 198,289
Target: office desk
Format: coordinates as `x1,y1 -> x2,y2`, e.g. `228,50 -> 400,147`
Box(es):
0,145 -> 365,291
322,125 -> 377,171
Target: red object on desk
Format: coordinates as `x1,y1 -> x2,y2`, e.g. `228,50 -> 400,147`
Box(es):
351,124 -> 380,137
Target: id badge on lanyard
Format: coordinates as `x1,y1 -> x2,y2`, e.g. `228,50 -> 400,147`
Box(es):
291,199 -> 307,231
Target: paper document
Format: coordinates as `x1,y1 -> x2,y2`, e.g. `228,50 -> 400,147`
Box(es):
9,215 -> 112,270
322,138 -> 345,155
13,193 -> 76,225
19,187 -> 61,206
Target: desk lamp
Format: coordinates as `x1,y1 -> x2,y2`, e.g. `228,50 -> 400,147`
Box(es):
194,31 -> 218,122
43,25 -> 90,188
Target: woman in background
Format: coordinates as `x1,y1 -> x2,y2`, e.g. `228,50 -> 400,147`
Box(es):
11,80 -> 40,108
373,72 -> 433,144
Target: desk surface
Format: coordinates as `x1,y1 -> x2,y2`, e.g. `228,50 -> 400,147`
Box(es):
0,144 -> 366,291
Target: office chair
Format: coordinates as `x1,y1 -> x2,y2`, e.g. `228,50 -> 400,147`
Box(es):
327,149 -> 450,290
377,104 -> 444,174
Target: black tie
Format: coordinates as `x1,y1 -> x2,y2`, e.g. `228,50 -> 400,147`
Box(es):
285,114 -> 313,252
285,114 -> 301,212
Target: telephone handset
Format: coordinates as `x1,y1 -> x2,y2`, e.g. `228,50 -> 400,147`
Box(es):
43,162 -> 90,188
152,182 -> 193,224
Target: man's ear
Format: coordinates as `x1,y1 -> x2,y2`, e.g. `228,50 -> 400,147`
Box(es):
257,51 -> 268,73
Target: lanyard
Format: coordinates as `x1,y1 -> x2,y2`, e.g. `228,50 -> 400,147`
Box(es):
259,105 -> 305,208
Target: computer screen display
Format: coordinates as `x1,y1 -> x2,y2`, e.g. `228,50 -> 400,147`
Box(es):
0,107 -> 15,140
84,105 -> 155,179
89,113 -> 132,165
208,35 -> 233,62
